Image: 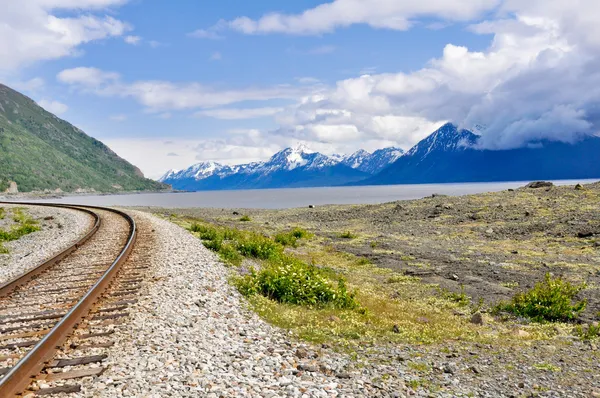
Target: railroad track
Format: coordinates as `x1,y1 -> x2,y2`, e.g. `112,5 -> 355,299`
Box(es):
0,203 -> 144,396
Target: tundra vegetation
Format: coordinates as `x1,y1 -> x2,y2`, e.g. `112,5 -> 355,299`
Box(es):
162,182 -> 600,350
0,207 -> 40,253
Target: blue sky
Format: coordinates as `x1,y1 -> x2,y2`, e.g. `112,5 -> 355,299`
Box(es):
1,0 -> 598,178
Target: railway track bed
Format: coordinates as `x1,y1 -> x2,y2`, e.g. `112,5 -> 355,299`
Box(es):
0,203 -> 147,397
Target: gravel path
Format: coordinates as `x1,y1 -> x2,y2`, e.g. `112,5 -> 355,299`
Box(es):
0,204 -> 93,285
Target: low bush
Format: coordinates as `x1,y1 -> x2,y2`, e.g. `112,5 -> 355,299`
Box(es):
218,243 -> 243,267
339,231 -> 357,239
441,285 -> 471,307
236,234 -> 283,260
235,255 -> 358,309
494,273 -> 587,322
239,215 -> 251,222
573,323 -> 599,340
274,227 -> 312,247
188,220 -> 357,309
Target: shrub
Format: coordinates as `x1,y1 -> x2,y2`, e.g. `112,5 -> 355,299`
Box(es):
235,234 -> 283,260
339,231 -> 357,239
235,255 -> 358,309
494,273 -> 587,322
239,215 -> 251,222
203,237 -> 223,252
218,243 -> 243,267
573,323 -> 599,340
441,285 -> 471,307
274,228 -> 311,247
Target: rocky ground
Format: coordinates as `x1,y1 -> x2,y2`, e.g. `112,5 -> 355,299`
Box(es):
125,181 -> 600,397
152,182 -> 600,322
0,204 -> 92,284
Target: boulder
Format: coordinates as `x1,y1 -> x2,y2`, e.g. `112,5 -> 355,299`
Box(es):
525,181 -> 554,189
4,181 -> 18,194
470,312 -> 484,325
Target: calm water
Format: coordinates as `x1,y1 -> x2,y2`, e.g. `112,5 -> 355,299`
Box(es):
25,179 -> 597,209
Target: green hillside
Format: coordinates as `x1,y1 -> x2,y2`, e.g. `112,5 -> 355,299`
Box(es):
0,83 -> 167,193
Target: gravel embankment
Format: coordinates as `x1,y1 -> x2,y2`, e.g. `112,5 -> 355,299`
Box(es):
0,204 -> 93,285
76,211 -> 400,398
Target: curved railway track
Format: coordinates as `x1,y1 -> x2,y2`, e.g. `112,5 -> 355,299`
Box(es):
0,202 -> 141,396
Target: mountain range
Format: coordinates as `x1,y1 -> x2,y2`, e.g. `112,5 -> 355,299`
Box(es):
0,83 -> 165,193
163,123 -> 600,191
364,123 -> 600,185
160,145 -> 403,191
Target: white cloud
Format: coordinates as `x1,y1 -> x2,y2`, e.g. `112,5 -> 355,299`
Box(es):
103,138 -> 204,179
201,0 -> 500,36
38,99 -> 69,114
110,114 -> 127,121
57,67 -> 120,87
266,1 -> 600,150
188,28 -> 224,40
210,52 -> 222,61
57,66 -> 317,111
10,77 -> 46,92
0,0 -> 130,71
148,40 -> 162,48
124,35 -> 141,45
194,107 -> 284,120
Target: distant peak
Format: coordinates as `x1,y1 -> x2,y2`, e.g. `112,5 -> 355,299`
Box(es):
290,143 -> 314,154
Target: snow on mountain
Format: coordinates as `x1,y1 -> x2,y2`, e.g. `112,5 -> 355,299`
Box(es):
404,123 -> 478,160
159,161 -> 232,182
159,144 -> 405,190
341,147 -> 404,174
342,149 -> 370,169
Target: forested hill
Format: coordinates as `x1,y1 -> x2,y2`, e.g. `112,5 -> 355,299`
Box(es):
0,83 -> 166,193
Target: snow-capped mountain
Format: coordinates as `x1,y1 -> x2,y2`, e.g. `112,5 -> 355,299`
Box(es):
160,161 -> 232,182
364,122 -> 600,185
159,145 -> 372,191
343,147 -> 404,174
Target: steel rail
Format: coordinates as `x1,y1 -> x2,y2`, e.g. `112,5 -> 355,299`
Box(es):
0,202 -> 137,396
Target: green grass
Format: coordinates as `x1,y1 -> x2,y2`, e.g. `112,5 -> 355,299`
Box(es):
494,273 -> 587,322
0,208 -> 41,253
239,215 -> 251,222
573,323 -> 600,340
440,285 -> 471,307
274,227 -> 312,247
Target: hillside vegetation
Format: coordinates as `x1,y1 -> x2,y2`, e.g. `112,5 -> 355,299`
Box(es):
0,83 -> 166,193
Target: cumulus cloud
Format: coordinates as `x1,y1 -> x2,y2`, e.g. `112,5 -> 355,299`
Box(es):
37,99 -> 69,114
0,0 -> 130,71
200,0 -> 500,36
57,66 -> 317,111
262,1 -> 600,150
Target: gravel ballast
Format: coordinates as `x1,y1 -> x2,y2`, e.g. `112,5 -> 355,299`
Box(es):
0,204 -> 93,285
